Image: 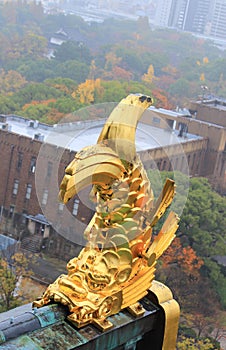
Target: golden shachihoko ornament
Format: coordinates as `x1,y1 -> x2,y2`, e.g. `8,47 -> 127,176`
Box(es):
33,94 -> 179,331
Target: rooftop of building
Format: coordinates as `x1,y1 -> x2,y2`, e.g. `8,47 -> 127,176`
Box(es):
194,97 -> 226,112
0,112 -> 202,152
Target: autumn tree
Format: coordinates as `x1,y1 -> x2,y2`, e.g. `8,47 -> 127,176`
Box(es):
73,79 -> 103,104
142,64 -> 155,84
45,78 -> 78,95
177,336 -> 218,350
104,52 -> 122,71
0,252 -> 32,311
157,237 -> 206,312
0,69 -> 27,94
20,32 -> 47,59
161,237 -> 203,277
152,87 -> 174,109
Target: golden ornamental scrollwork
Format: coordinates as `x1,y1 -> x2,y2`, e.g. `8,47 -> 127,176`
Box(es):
33,94 -> 179,331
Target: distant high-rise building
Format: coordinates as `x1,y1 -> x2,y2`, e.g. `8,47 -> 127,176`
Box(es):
163,0 -> 226,41
166,0 -> 211,34
154,0 -> 173,27
183,0 -> 211,34
168,0 -> 188,29
210,0 -> 226,39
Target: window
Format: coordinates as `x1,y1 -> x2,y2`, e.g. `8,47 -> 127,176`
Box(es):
22,210 -> 27,224
17,152 -> 23,170
9,205 -> 15,219
58,202 -> 64,212
178,123 -> 188,137
162,160 -> 166,170
187,154 -> 191,165
42,190 -> 48,205
47,161 -> 53,177
72,199 -> 79,216
153,117 -> 160,124
174,158 -> 178,169
30,157 -> 36,173
12,180 -> 19,196
25,184 -> 32,199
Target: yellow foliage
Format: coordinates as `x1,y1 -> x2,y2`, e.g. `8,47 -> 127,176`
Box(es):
200,73 -> 205,82
203,57 -> 209,64
73,79 -> 103,104
105,52 -> 122,70
0,69 -> 27,94
196,60 -> 201,66
161,65 -> 178,77
0,252 -> 32,311
89,60 -> 97,80
142,64 -> 155,84
177,336 -> 215,349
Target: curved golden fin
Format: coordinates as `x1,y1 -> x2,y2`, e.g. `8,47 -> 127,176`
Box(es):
145,179 -> 176,227
145,211 -> 179,261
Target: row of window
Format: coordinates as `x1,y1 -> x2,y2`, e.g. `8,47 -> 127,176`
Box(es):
17,153 -> 53,177
151,153 -> 199,173
12,179 -> 80,215
13,180 -> 48,203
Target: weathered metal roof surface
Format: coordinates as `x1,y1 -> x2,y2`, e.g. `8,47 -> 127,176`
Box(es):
0,297 -> 161,350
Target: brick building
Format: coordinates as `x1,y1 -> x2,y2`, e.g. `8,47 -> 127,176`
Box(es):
0,99 -> 225,259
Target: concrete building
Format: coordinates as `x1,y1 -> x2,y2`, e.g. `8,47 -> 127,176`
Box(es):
168,0 -> 188,30
154,0 -> 173,27
183,0 -> 211,34
210,0 -> 226,39
0,98 -> 225,259
153,0 -> 226,42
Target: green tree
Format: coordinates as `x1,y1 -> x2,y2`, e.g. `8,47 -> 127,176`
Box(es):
54,41 -> 92,65
168,78 -> 191,98
149,172 -> 226,308
45,77 -> 78,95
17,59 -> 55,82
13,83 -> 62,106
0,94 -> 19,114
19,103 -> 51,121
55,60 -> 89,83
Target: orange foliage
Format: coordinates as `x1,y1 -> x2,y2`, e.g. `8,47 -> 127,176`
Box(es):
22,99 -> 56,110
0,69 -> 27,94
45,108 -> 64,124
152,88 -> 174,109
105,52 -> 122,70
161,65 -> 179,78
162,237 -> 203,277
203,57 -> 209,64
52,84 -> 71,94
156,75 -> 176,90
112,66 -> 133,81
